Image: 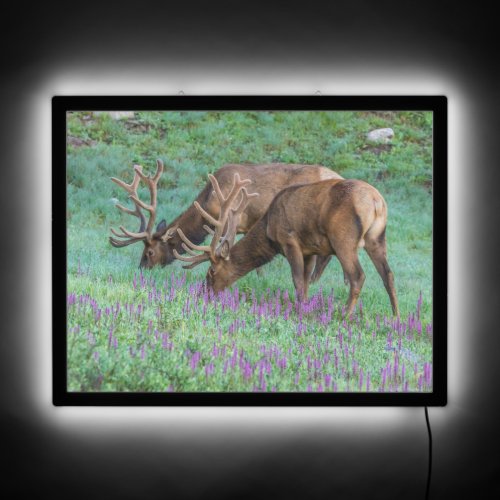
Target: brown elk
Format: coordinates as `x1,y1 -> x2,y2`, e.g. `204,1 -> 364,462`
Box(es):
109,160 -> 341,280
175,173 -> 399,318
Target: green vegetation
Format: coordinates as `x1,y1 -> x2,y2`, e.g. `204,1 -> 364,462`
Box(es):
66,110 -> 433,392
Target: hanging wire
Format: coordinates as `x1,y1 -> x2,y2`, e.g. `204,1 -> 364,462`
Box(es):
425,406 -> 433,500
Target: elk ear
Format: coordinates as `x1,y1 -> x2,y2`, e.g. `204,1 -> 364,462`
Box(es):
156,220 -> 167,234
219,240 -> 231,260
161,225 -> 178,242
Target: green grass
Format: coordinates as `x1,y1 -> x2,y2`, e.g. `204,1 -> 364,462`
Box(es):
66,110 -> 434,392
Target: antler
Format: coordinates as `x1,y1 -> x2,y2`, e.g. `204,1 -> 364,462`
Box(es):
173,173 -> 258,269
109,159 -> 164,247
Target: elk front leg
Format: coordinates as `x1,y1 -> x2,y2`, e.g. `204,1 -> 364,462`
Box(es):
283,241 -> 306,301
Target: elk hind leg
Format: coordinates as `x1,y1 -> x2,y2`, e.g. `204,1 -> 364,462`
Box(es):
364,233 -> 399,317
310,255 -> 348,284
303,255 -> 316,298
335,249 -> 365,318
310,255 -> 331,283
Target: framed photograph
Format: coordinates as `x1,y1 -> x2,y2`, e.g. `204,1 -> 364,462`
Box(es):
53,95 -> 447,406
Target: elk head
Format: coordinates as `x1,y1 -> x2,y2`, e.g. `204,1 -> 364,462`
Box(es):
109,159 -> 168,268
173,173 -> 259,290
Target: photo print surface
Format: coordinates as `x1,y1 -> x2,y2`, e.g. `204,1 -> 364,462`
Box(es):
54,96 -> 446,405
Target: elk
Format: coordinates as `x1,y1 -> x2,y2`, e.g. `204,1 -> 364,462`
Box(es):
175,173 -> 399,318
109,160 -> 341,280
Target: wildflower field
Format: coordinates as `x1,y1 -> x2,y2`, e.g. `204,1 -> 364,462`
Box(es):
66,110 -> 434,393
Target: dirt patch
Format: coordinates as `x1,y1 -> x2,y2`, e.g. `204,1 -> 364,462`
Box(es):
422,179 -> 432,193
67,136 -> 97,148
375,169 -> 390,182
360,144 -> 393,155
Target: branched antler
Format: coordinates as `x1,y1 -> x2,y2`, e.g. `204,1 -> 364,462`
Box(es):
173,173 -> 258,268
109,159 -> 164,247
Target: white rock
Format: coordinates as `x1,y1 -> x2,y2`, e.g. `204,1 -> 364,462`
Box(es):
366,128 -> 394,143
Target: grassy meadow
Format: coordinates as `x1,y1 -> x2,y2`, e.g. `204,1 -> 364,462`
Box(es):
66,110 -> 433,393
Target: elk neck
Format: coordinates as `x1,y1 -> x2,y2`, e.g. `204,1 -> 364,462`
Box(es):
226,217 -> 279,279
170,182 -> 215,246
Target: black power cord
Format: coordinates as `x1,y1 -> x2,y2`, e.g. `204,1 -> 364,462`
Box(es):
424,406 -> 433,500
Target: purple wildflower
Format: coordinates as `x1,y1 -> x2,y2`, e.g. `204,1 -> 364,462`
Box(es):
190,351 -> 201,371
278,356 -> 287,371
296,321 -> 304,336
205,363 -> 215,378
352,360 -> 358,376
424,363 -> 432,388
242,361 -> 253,381
275,298 -> 281,317
387,331 -> 393,349
107,326 -> 113,348
417,291 -> 423,319
161,333 -> 173,350
212,343 -> 219,357
230,346 -> 238,369
319,312 -> 328,327
426,324 -> 433,338
381,368 -> 387,392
